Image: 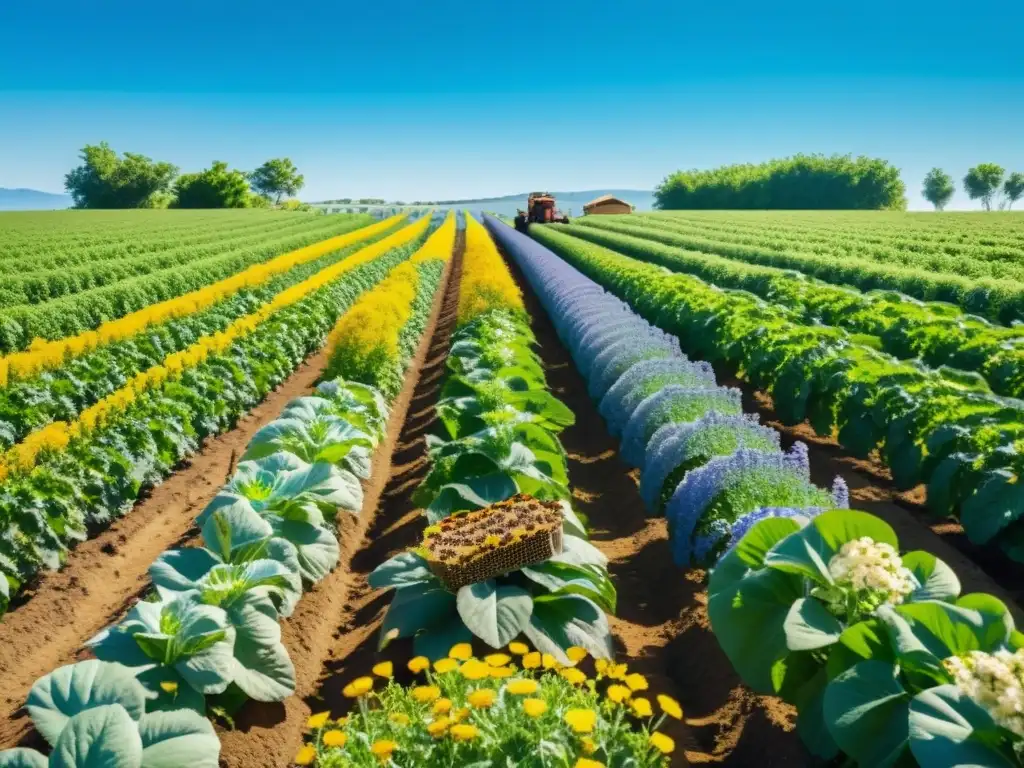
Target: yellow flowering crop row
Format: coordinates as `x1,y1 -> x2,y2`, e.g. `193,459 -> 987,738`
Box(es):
457,214 -> 525,325
0,216 -> 431,483
0,215 -> 406,387
324,213 -> 456,367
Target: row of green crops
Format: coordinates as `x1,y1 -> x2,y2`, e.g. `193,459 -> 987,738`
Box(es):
570,214 -> 1024,324
371,215 -> 616,664
554,218 -> 1024,399
0,217 -> 456,767
0,231 -> 397,452
0,219 -> 432,618
489,217 -> 1024,767
529,226 -> 1024,564
0,215 -> 378,353
634,211 -> 1024,273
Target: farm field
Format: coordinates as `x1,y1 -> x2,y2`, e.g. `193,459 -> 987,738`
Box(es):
2,209 -> 1024,768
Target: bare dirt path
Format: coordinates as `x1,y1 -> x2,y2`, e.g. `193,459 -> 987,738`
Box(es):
218,237 -> 463,767
0,345 -> 340,747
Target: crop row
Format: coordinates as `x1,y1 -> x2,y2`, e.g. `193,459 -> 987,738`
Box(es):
572,215 -> 1024,324
0,215 -> 367,308
488,217 -> 1024,768
0,216 -> 396,354
0,216 -> 456,766
0,215 -> 401,384
554,219 -> 1024,400
0,216 -> 431,617
0,234 -> 396,452
638,211 -> 1024,268
530,225 -> 1024,563
371,215 -> 616,664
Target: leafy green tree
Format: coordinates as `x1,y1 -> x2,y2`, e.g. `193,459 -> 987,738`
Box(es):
963,163 -> 1005,210
248,158 -> 304,204
654,154 -> 906,210
922,168 -> 955,211
64,142 -> 178,209
1005,172 -> 1024,210
172,161 -> 252,208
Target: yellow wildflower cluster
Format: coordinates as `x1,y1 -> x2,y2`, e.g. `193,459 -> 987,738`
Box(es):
0,217 -> 431,483
457,214 -> 525,325
295,643 -> 678,767
325,214 -> 455,371
0,215 -> 404,388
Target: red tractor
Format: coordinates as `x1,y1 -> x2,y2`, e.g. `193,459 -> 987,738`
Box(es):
514,192 -> 569,232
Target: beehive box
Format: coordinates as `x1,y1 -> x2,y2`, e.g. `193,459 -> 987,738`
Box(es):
423,494 -> 564,591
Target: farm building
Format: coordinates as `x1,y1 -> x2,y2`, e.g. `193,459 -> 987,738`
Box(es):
583,194 -> 633,215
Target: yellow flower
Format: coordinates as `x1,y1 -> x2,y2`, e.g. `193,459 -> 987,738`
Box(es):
506,678 -> 539,696
580,737 -> 597,755
523,698 -> 547,717
158,681 -> 178,694
467,688 -> 497,708
489,666 -> 514,679
523,652 -> 542,669
342,677 -> 374,698
449,643 -> 473,660
566,647 -> 588,663
388,712 -> 410,727
412,685 -> 441,704
564,708 -> 597,733
559,668 -> 587,685
433,658 -> 459,674
508,641 -> 529,655
451,723 -> 479,741
485,653 -> 511,667
408,656 -> 430,674
307,711 -> 330,729
594,659 -> 609,676
542,653 -> 559,670
322,729 -> 347,748
372,662 -> 394,679
575,759 -> 604,768
370,739 -> 398,761
631,698 -> 653,718
452,707 -> 470,722
607,663 -> 628,681
625,673 -> 648,691
606,684 -> 631,704
427,717 -> 450,738
657,694 -> 683,720
649,732 -> 675,754
460,659 -> 491,681
294,745 -> 317,765
433,698 -> 453,715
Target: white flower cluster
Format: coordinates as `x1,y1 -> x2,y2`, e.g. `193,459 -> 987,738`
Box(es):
827,537 -> 915,605
944,649 -> 1024,738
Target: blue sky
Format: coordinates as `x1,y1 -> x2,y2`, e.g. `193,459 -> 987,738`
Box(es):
0,0 -> 1021,209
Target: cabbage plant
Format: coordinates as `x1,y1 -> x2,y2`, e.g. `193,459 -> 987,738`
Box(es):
242,414 -> 373,479
0,660 -> 219,767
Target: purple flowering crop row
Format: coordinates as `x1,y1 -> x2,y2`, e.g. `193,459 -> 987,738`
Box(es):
483,215 -> 847,567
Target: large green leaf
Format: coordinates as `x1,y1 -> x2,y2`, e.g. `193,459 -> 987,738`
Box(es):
268,518 -> 339,583
379,583 -> 457,649
961,469 -> 1024,546
424,476 -> 516,523
902,551 -> 961,603
822,660 -> 911,767
27,661 -> 148,749
908,684 -> 1018,768
50,705 -> 143,768
413,617 -> 474,661
524,593 -> 613,664
368,552 -> 434,590
138,709 -> 220,768
456,581 -> 533,648
224,592 -> 295,702
784,598 -> 844,651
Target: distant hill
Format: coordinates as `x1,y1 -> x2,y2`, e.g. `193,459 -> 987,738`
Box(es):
0,188 -> 73,211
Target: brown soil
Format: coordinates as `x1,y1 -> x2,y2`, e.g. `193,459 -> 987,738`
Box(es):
503,258 -> 807,767
0,345 -> 341,748
720,377 -> 1024,626
218,237 -> 463,767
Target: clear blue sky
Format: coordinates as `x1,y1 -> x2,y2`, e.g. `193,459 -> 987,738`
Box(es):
1,0 -> 1021,209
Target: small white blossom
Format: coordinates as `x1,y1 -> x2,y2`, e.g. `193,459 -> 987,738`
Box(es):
827,537 -> 915,605
943,649 -> 1024,738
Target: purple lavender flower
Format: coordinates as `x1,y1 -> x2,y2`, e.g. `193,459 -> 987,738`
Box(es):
831,476 -> 850,508
722,506 -> 824,557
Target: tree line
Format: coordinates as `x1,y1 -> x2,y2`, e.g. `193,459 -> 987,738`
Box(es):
64,143 -> 306,209
923,165 -> 1024,211
653,154 -> 907,211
